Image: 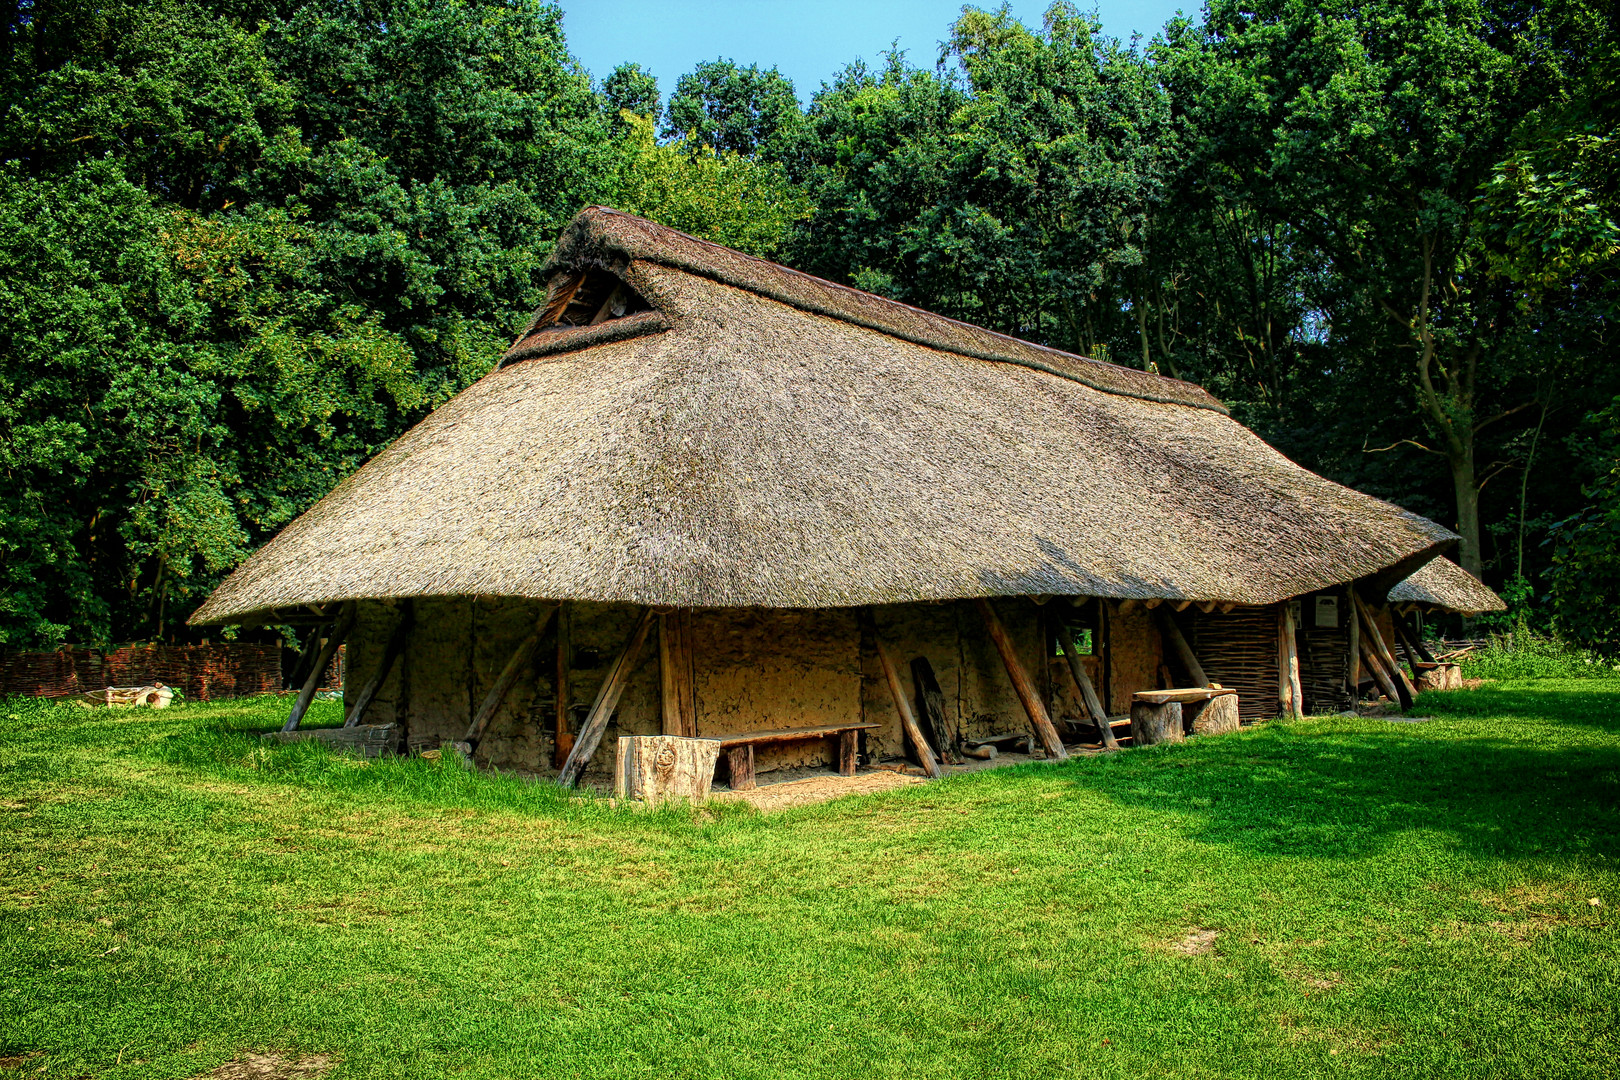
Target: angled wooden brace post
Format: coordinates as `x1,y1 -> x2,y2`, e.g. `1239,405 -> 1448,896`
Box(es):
1054,617 -> 1117,750
557,608 -> 656,788
863,609 -> 941,779
464,604 -> 559,747
345,601 -> 414,728
283,601 -> 357,733
975,597 -> 1067,761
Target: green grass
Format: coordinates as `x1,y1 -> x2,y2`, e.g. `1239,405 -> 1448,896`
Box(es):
1458,633 -> 1620,681
2,684 -> 1617,1079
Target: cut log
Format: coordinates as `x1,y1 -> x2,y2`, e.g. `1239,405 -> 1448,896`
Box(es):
838,728 -> 858,775
962,744 -> 998,760
659,609 -> 697,738
1353,593 -> 1415,708
1130,699 -> 1184,746
1190,692 -> 1239,735
974,598 -> 1067,761
1054,621 -> 1116,749
726,745 -> 756,791
1415,663 -> 1463,692
556,608 -> 655,788
554,603 -> 571,769
613,735 -> 721,805
1358,636 -> 1402,704
282,602 -> 356,733
344,605 -> 413,728
866,611 -> 941,778
465,605 -> 557,745
1156,608 -> 1211,687
910,656 -> 956,764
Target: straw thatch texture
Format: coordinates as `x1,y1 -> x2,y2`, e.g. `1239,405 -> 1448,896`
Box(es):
193,210 -> 1458,625
539,207 -> 1228,412
1388,558 -> 1505,614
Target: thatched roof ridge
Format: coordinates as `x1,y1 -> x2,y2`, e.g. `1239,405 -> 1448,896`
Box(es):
1388,558 -> 1505,614
538,207 -> 1229,413
192,224 -> 1461,626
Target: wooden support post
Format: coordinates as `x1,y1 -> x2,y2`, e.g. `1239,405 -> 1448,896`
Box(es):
1359,635 -> 1402,704
465,605 -> 557,745
1391,611 -> 1435,669
910,656 -> 955,765
282,602 -> 356,733
557,608 -> 655,788
865,611 -> 941,778
1156,608 -> 1211,688
838,728 -> 858,776
1353,592 -> 1415,708
1055,621 -> 1116,749
554,603 -> 571,769
1276,603 -> 1302,718
344,604 -> 413,728
285,624 -> 327,691
726,745 -> 756,791
659,609 -> 697,738
1347,586 -> 1361,700
974,598 -> 1068,761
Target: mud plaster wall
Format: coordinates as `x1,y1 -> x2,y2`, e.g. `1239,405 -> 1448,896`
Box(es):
347,598 -> 1057,777
1106,606 -> 1164,714
691,608 -> 859,774
861,599 -> 1045,760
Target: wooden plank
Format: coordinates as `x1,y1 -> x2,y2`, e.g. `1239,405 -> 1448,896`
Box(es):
1133,688 -> 1236,705
1156,609 -> 1211,687
1353,592 -> 1415,707
465,605 -> 557,745
726,744 -> 756,791
536,271 -> 586,328
554,603 -> 571,769
556,608 -> 655,788
659,609 -> 697,738
910,656 -> 956,764
866,611 -> 941,778
1054,621 -> 1116,749
344,604 -> 413,728
716,723 -> 879,748
589,283 -> 627,325
282,602 -> 356,733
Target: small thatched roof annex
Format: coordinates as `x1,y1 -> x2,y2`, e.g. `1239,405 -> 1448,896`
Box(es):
1389,558 -> 1506,615
193,207 -> 1458,626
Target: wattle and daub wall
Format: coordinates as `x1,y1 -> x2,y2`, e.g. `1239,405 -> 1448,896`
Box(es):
344,596 -> 1332,782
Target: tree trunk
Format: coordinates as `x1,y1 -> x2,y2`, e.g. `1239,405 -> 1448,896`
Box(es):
1448,439 -> 1483,579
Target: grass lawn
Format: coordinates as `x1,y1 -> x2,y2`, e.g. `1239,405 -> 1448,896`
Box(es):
2,681 -> 1617,1079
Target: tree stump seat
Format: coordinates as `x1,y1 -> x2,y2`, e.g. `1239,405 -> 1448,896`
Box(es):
716,723 -> 878,792
1130,688 -> 1240,745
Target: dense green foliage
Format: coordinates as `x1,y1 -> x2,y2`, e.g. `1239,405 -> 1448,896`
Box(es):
1458,631 -> 1620,680
2,682 -> 1617,1076
2,0 -> 1617,648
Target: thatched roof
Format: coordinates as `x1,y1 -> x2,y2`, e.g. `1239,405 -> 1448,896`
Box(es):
1388,558 -> 1505,614
192,207 -> 1458,625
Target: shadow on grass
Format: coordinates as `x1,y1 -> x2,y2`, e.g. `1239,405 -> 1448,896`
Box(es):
1023,681 -> 1620,866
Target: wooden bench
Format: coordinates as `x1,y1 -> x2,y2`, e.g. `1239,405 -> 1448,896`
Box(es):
1130,688 -> 1240,745
715,723 -> 878,791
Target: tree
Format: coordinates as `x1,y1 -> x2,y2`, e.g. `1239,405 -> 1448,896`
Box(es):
600,61 -> 660,128
663,58 -> 801,159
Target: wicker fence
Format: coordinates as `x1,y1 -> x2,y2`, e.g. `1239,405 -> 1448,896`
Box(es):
1,643 -> 285,702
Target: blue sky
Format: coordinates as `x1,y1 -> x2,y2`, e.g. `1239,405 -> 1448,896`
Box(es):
559,1 -> 1196,102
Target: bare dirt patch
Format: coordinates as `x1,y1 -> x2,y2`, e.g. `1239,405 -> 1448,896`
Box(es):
196,1053 -> 333,1080
712,770 -> 926,811
1164,928 -> 1219,955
